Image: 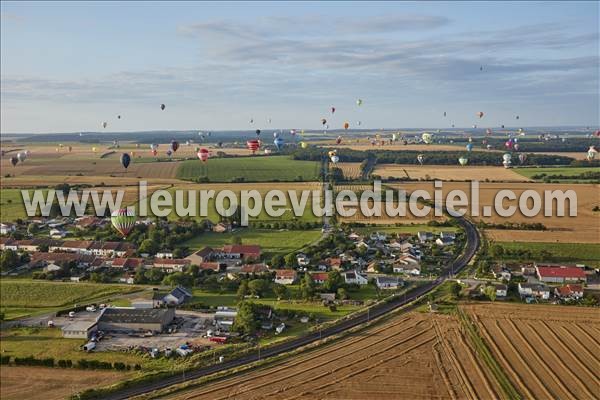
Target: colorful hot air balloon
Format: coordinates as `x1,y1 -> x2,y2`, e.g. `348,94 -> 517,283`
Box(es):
10,156 -> 18,166
300,141 -> 308,149
152,149 -> 158,156
513,143 -> 520,151
256,129 -> 261,136
356,99 -> 363,106
111,208 -> 136,237
273,131 -> 279,138
343,122 -> 349,130
477,111 -> 484,119
519,153 -> 527,164
486,128 -> 492,136
170,140 -> 179,152
17,152 -> 26,163
120,153 -> 131,169
466,143 -> 474,152
290,129 -> 296,136
587,146 -> 598,161
166,149 -> 173,157
502,153 -> 512,168
421,132 -> 433,144
160,104 -> 166,110
417,154 -> 424,165
443,111 -> 447,117
392,133 -> 398,142
336,136 -> 342,145
328,150 -> 337,158
458,157 -> 468,166
247,139 -> 260,154
92,147 -> 97,153
330,155 -> 339,163
197,148 -> 209,162
117,115 -> 121,119
486,144 -> 492,150
274,137 -> 284,150
264,148 -> 272,155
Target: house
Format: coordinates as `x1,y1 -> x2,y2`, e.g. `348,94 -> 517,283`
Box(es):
417,231 -> 433,243
185,246 -> 214,265
347,232 -> 362,241
110,257 -> 144,269
274,269 -> 297,285
0,238 -> 17,251
439,231 -> 456,240
151,258 -> 191,273
492,265 -> 512,281
214,309 -> 237,332
536,265 -> 586,283
14,239 -> 42,252
554,284 -> 584,300
327,258 -> 342,271
119,274 -> 135,285
212,222 -> 232,233
220,245 -> 261,261
30,252 -> 94,269
369,232 -> 387,241
375,276 -> 402,290
0,222 -> 16,235
58,240 -> 94,254
296,253 -> 310,267
319,293 -> 336,303
518,283 -> 551,300
49,228 -> 67,239
162,286 -> 192,306
485,283 -> 507,298
44,263 -> 63,272
310,272 -> 329,284
156,251 -> 174,259
240,263 -> 269,274
199,262 -> 226,272
393,263 -> 421,276
344,270 -> 368,285
62,320 -> 98,339
75,216 -> 104,230
435,236 -> 454,247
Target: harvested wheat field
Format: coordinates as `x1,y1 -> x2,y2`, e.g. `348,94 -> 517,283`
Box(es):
463,303 -> 600,400
0,366 -> 130,400
336,162 -> 363,179
387,182 -> 600,243
164,312 -> 501,400
374,164 -> 530,182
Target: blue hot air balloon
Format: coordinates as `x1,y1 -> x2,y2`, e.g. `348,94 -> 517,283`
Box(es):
274,137 -> 284,150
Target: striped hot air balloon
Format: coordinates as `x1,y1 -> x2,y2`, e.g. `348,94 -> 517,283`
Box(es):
111,209 -> 136,237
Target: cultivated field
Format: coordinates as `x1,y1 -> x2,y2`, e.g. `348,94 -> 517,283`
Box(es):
164,312 -> 501,400
336,162 -> 363,179
373,164 -> 530,182
0,366 -> 130,400
386,182 -> 600,243
463,303 -> 600,400
176,156 -> 320,182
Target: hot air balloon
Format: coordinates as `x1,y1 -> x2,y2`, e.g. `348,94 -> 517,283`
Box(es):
324,124 -> 329,130
486,128 -> 492,136
330,155 -> 339,163
417,154 -> 424,165
247,139 -> 260,154
166,149 -> 173,157
477,112 -> 484,119
17,152 -> 26,163
321,118 -> 327,125
513,143 -> 520,151
120,153 -> 131,169
443,111 -> 447,117
92,147 -> 97,153
11,156 -> 18,166
152,149 -> 158,156
102,122 -> 108,128
170,140 -> 179,152
267,118 -> 272,124
135,143 -> 140,149
25,150 -> 31,157
111,208 -> 136,237
264,148 -> 272,155
343,122 -> 349,130
130,151 -> 135,157
486,144 -> 492,150
505,140 -> 513,150
421,132 -> 433,144
328,150 -> 337,158
217,141 -> 223,148
273,131 -> 279,138
256,129 -> 261,136
197,148 -> 209,162
502,153 -> 512,168
331,107 -> 336,114
518,128 -> 524,135
160,104 -> 166,110
194,146 -> 200,153
501,124 -> 505,129
458,157 -> 468,166
290,129 -> 296,136
336,136 -> 342,145
466,143 -> 474,152
274,137 -> 284,150
392,133 -> 398,142
300,141 -> 308,149
595,130 -> 600,137
587,146 -> 598,161
356,99 -> 363,106
519,154 -> 527,164
515,115 -> 520,120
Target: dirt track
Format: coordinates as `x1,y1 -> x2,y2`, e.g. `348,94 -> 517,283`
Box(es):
165,312 -> 500,400
464,303 -> 600,400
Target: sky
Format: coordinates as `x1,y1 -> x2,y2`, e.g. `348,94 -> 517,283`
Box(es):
1,1 -> 598,133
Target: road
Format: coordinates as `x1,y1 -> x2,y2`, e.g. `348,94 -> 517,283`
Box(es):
104,216 -> 480,400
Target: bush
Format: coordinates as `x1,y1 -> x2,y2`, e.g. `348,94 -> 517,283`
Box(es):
0,355 -> 11,364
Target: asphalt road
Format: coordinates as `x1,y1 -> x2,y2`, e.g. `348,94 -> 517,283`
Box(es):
105,216 -> 479,400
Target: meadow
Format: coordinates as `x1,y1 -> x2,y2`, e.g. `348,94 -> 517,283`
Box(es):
493,242 -> 600,266
176,156 -> 320,182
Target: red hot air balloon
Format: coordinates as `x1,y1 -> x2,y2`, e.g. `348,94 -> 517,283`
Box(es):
197,148 -> 209,162
152,149 -> 158,157
247,139 -> 260,154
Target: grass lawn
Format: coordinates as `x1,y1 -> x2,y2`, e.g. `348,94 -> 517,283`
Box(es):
0,189 -> 46,222
181,229 -> 322,258
352,224 -> 459,235
495,242 -> 600,266
0,327 -> 172,371
0,280 -> 142,320
176,156 -> 320,182
514,167 -> 599,181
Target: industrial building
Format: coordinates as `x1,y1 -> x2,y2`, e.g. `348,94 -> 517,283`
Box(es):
97,307 -> 175,333
62,320 -> 98,339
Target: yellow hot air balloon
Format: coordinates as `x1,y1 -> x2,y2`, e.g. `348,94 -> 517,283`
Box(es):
92,147 -> 97,153
300,142 -> 308,149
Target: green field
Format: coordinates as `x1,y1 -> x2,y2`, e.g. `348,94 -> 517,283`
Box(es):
0,189 -> 38,221
182,229 -> 322,258
176,156 -> 320,182
514,167 -> 599,181
0,280 -> 142,320
495,242 -> 600,266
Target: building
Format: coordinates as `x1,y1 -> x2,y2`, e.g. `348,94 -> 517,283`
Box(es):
151,258 -> 191,273
296,253 -> 310,267
518,283 -> 551,300
417,231 -> 433,243
554,284 -> 584,300
214,309 -> 237,332
62,320 -> 98,339
199,262 -> 226,272
185,246 -> 215,265
492,283 -> 508,297
162,286 -> 193,306
0,222 -> 16,235
156,251 -> 174,259
110,257 -> 144,269
220,245 -> 261,261
274,269 -> 297,285
492,265 -> 512,281
375,276 -> 402,290
97,307 -> 175,333
435,237 -> 454,247
439,231 -> 456,241
344,270 -> 368,285
310,272 -> 329,284
536,265 -> 586,284
212,222 -> 232,233
240,263 -> 269,274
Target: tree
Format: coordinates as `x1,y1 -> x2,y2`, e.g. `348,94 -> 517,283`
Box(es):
484,286 -> 497,302
232,302 -> 259,335
133,266 -> 147,284
300,273 -> 315,300
237,280 -> 249,300
0,249 -> 20,271
138,239 -> 158,255
324,270 -> 344,292
231,235 -> 242,245
272,283 -> 289,300
337,287 -> 348,300
247,279 -> 269,297
450,282 -> 462,299
284,253 -> 297,268
270,255 -> 284,268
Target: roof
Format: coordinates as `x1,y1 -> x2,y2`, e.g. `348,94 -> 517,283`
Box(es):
519,283 -> 550,291
555,284 -> 583,296
112,257 -> 144,268
221,244 -> 261,255
61,240 -> 93,249
153,258 -> 191,266
62,320 -> 97,332
240,263 -> 268,273
537,266 -> 586,279
275,269 -> 297,279
99,307 -> 172,324
199,262 -> 221,271
310,272 -> 329,281
192,246 -> 214,257
376,276 -> 400,285
170,286 -> 192,299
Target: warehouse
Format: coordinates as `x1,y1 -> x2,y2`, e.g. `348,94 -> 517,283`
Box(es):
97,307 -> 175,333
62,320 -> 98,339
536,265 -> 587,284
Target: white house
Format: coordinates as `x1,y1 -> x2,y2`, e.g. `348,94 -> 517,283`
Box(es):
274,270 -> 297,285
518,283 -> 550,300
49,229 -> 67,239
435,237 -> 454,247
0,223 -> 16,235
375,276 -> 402,290
393,264 -> 421,276
344,271 -> 368,285
493,284 -> 507,297
296,253 -> 310,267
417,231 -> 433,243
